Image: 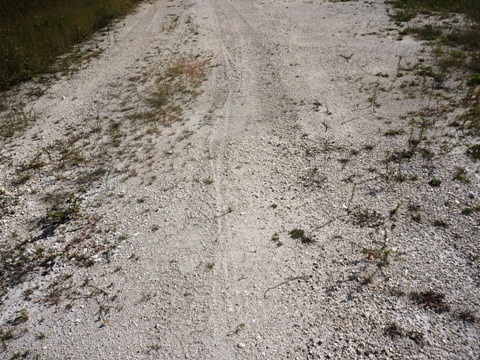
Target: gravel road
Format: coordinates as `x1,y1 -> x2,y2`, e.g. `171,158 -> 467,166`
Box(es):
1,0 -> 478,359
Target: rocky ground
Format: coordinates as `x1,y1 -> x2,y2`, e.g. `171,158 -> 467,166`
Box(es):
0,0 -> 478,359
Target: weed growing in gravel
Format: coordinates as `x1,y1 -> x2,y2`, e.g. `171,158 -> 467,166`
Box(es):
410,290 -> 450,313
390,287 -> 406,297
138,292 -> 154,304
0,110 -> 38,141
271,233 -> 283,247
227,323 -> 245,337
384,322 -> 425,346
146,343 -> 161,354
456,309 -> 477,324
289,229 -> 305,239
203,178 -> 214,185
351,208 -> 384,228
0,329 -> 14,350
384,129 -> 405,137
362,247 -> 393,268
453,166 -> 471,183
467,144 -> 480,160
141,56 -> 210,128
289,229 -> 315,244
461,206 -> 480,216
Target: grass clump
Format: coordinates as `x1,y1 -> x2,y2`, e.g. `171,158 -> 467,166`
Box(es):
467,144 -> 480,160
0,0 -> 142,90
288,228 -> 315,244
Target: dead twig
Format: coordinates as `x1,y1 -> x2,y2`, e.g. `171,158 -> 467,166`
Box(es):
264,275 -> 309,299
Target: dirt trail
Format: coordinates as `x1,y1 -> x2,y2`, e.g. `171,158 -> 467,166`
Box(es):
1,0 -> 478,359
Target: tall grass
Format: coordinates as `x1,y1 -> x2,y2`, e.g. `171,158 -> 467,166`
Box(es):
0,0 -> 142,91
392,0 -> 480,22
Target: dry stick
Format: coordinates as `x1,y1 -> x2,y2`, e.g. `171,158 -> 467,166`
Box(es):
341,115 -> 363,125
264,275 -> 309,299
346,183 -> 357,214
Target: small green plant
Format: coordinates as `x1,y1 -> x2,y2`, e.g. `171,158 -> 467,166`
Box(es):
362,247 -> 393,268
138,292 -> 154,304
391,287 -> 406,297
393,9 -> 415,22
228,323 -> 245,336
428,178 -> 441,187
453,167 -> 471,183
206,262 -> 215,270
1,329 -> 14,350
461,205 -> 480,215
288,228 -> 315,244
289,229 -> 305,239
467,144 -> 480,160
468,75 -> 480,86
338,158 -> 350,168
128,253 -> 140,261
468,253 -> 479,262
271,232 -> 283,247
15,308 -> 29,323
384,129 -> 405,137
146,344 -> 161,354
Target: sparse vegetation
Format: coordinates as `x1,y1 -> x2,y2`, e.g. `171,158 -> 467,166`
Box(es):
410,290 -> 450,313
362,247 -> 393,268
384,322 -> 425,347
271,232 -> 283,247
351,208 -> 384,228
289,229 -> 305,239
456,309 -> 477,324
467,144 -> 480,160
288,228 -> 315,244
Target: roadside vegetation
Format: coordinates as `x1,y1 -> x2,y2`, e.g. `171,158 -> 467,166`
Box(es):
389,0 -> 480,138
0,0 -> 142,90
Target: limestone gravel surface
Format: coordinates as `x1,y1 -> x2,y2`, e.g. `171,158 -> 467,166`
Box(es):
0,0 -> 478,359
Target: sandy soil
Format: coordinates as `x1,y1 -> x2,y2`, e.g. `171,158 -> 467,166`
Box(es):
0,0 -> 478,359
